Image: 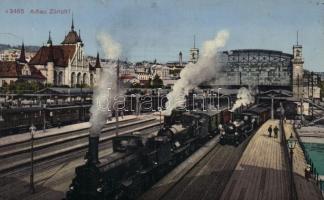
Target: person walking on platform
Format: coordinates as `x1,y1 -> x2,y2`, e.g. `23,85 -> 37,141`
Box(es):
268,125 -> 272,137
273,126 -> 279,138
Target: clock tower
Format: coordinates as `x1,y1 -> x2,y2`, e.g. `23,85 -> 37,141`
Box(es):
291,35 -> 304,98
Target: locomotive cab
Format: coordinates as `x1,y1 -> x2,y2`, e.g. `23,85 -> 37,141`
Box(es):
113,135 -> 144,153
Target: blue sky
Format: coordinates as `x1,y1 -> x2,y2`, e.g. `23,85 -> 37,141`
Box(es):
0,0 -> 323,71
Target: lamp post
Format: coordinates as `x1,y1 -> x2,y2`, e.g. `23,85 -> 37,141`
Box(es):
42,103 -> 47,132
80,80 -> 84,121
29,124 -> 36,194
0,104 -> 4,122
217,88 -> 222,110
287,133 -> 297,200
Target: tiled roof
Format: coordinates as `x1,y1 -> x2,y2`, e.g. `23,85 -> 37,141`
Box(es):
0,61 -> 45,80
61,30 -> 82,44
29,45 -> 76,67
0,61 -> 19,78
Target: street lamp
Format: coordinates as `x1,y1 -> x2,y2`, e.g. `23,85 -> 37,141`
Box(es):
217,88 -> 222,110
29,124 -> 36,194
287,133 -> 298,200
0,104 -> 4,122
42,103 -> 47,132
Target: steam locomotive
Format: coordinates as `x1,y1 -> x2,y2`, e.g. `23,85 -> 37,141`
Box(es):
219,104 -> 271,145
66,108 -> 231,200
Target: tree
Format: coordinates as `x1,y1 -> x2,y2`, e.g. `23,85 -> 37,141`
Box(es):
151,74 -> 163,88
146,78 -> 152,88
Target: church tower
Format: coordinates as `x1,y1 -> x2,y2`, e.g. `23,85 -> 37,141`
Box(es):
179,51 -> 183,66
291,32 -> 304,99
189,35 -> 199,64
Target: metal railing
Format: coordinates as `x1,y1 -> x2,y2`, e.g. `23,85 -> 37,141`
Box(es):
280,119 -> 298,200
293,125 -> 324,198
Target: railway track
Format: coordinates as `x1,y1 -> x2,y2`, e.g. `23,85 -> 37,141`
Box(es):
0,123 -> 162,200
141,130 -> 255,200
0,117 -> 161,174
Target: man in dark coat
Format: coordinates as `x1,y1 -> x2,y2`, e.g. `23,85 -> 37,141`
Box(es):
274,126 -> 279,138
268,125 -> 272,137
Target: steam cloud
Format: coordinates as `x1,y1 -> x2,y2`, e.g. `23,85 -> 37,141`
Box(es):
230,87 -> 255,112
165,30 -> 230,115
89,32 -> 122,137
96,32 -> 122,60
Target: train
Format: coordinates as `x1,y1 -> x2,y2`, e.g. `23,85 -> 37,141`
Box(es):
65,105 -> 267,200
0,104 -> 91,136
219,104 -> 271,146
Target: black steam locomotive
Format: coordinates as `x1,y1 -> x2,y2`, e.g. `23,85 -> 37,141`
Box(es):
219,104 -> 271,145
66,109 -> 231,200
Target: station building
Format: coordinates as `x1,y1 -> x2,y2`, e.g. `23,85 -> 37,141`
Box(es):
28,18 -> 102,87
212,44 -> 305,98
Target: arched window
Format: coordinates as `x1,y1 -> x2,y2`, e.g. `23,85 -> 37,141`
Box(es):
83,73 -> 88,85
77,72 -> 82,85
54,71 -> 58,86
90,73 -> 94,86
71,72 -> 76,87
58,71 -> 64,85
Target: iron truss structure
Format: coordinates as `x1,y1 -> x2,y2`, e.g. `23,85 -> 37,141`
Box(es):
218,49 -> 293,87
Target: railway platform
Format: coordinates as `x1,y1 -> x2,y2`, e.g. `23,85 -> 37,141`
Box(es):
283,122 -> 323,200
220,120 -> 290,200
0,115 -> 137,147
220,119 -> 323,200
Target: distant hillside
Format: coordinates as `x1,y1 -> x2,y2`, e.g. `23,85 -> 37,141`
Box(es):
0,44 -> 40,52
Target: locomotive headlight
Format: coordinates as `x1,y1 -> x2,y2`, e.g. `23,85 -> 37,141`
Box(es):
234,132 -> 238,136
97,187 -> 103,193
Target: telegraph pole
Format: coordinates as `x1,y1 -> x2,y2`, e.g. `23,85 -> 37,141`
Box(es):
311,72 -> 314,119
115,59 -> 120,136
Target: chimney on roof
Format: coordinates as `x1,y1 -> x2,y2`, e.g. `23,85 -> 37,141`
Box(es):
18,41 -> 27,63
179,51 -> 183,66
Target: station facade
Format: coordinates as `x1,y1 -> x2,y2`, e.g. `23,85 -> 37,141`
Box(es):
28,18 -> 102,87
216,44 -> 305,98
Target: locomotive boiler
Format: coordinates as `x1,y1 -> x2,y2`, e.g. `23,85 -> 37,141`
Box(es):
219,104 -> 271,145
66,108 -> 231,200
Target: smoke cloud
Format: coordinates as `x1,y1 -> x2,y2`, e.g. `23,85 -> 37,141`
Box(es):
165,30 -> 230,115
230,87 -> 255,112
96,32 -> 122,60
89,32 -> 121,137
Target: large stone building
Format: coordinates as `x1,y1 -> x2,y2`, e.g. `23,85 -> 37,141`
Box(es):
28,18 -> 102,87
215,43 -> 305,98
218,49 -> 294,88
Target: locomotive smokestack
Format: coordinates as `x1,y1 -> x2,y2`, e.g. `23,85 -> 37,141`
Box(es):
87,134 -> 99,164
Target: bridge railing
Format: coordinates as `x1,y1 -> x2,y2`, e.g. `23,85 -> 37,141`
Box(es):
280,119 -> 298,200
293,125 -> 324,198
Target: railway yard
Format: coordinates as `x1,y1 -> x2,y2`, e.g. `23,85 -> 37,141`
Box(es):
0,111 -> 324,200
0,115 -> 162,200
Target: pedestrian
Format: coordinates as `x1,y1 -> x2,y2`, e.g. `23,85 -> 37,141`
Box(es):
274,126 -> 279,138
305,164 -> 311,181
268,125 -> 272,137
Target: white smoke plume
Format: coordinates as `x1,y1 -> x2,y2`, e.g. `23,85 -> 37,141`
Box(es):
165,30 -> 230,115
230,87 -> 255,112
96,32 -> 122,60
89,32 -> 121,137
